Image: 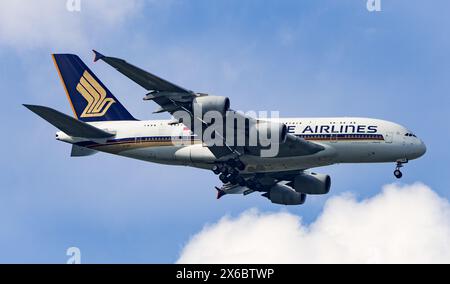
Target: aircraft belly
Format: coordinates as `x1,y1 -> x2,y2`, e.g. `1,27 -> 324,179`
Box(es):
241,143 -> 337,173
332,142 -> 406,163
242,156 -> 334,173
116,144 -> 217,167
100,139 -> 408,172
118,146 -> 188,165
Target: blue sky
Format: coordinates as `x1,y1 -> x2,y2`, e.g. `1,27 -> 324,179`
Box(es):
0,0 -> 449,263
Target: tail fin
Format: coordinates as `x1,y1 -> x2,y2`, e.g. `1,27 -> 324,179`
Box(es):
52,53 -> 136,122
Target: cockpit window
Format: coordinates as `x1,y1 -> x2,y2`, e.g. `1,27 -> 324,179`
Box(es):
405,133 -> 417,137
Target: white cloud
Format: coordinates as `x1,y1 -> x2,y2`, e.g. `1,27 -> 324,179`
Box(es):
177,183 -> 450,264
0,0 -> 142,50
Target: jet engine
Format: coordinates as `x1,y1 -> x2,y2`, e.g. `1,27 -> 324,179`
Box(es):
293,172 -> 331,195
262,183 -> 306,205
193,96 -> 230,114
251,121 -> 288,144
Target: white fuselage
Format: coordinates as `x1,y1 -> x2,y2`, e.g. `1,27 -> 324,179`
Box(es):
57,117 -> 426,173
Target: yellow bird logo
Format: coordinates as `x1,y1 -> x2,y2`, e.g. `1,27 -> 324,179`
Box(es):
76,71 -> 115,118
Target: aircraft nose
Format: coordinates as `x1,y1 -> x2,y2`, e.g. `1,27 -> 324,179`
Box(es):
417,140 -> 427,157
407,138 -> 426,160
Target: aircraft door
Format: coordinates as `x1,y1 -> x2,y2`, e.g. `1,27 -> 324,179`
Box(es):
384,131 -> 393,143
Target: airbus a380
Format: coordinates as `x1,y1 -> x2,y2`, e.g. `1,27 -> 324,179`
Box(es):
24,51 -> 426,205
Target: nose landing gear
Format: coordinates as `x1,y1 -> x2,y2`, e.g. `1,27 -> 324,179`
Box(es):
394,160 -> 407,179
394,168 -> 402,179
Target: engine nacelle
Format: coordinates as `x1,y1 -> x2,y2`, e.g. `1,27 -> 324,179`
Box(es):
251,121 -> 288,144
263,183 -> 306,205
293,172 -> 331,195
174,144 -> 216,163
193,96 -> 230,114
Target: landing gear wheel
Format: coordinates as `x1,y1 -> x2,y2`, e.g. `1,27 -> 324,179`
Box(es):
227,159 -> 237,168
220,166 -> 229,175
237,176 -> 246,186
394,160 -> 406,179
228,173 -> 239,185
215,159 -> 245,184
219,173 -> 229,183
236,161 -> 246,171
226,159 -> 245,171
212,165 -> 221,175
394,169 -> 403,179
229,168 -> 239,177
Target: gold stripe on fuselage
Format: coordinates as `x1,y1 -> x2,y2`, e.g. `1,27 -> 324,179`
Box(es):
90,140 -> 201,154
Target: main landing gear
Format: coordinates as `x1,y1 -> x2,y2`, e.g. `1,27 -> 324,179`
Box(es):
394,160 -> 407,179
212,159 -> 246,186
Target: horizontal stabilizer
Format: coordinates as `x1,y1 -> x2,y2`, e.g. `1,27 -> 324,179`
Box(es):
71,145 -> 98,157
24,104 -> 115,139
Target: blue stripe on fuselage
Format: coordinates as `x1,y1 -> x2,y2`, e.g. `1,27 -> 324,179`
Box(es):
74,133 -> 384,149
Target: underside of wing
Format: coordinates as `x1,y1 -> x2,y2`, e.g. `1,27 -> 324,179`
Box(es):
217,169 -> 331,205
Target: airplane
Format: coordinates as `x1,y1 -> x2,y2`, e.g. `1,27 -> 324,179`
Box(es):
24,51 -> 427,205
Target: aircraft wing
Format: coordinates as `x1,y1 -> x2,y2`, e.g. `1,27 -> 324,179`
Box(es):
93,50 -> 324,158
92,50 -> 201,115
215,170 -> 305,199
205,110 -> 324,158
276,133 -> 325,157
